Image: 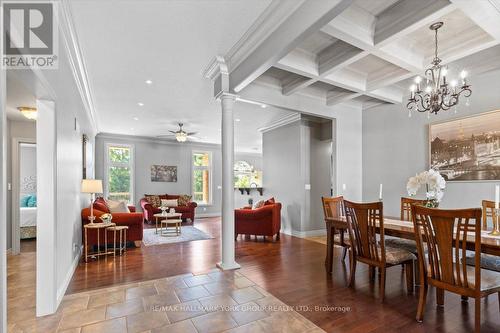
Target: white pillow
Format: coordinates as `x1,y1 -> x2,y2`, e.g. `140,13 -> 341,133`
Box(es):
106,199 -> 130,213
161,199 -> 178,207
252,200 -> 265,210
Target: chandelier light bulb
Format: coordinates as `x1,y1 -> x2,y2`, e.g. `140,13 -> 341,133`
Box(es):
410,84 -> 416,92
441,68 -> 447,76
450,80 -> 458,87
425,86 -> 432,93
414,76 -> 422,84
460,70 -> 468,79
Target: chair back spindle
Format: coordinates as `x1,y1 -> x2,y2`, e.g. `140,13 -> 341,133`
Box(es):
401,197 -> 428,221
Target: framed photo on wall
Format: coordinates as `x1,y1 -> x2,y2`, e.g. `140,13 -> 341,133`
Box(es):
429,109 -> 500,181
151,165 -> 177,182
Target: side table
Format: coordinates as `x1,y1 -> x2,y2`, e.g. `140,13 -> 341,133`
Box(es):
84,222 -> 116,262
153,212 -> 183,234
106,225 -> 129,256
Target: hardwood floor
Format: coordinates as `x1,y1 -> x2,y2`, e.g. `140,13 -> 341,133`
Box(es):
67,217 -> 500,332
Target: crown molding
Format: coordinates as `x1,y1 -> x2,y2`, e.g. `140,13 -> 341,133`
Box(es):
258,113 -> 301,133
224,0 -> 306,72
203,56 -> 228,81
59,0 -> 99,133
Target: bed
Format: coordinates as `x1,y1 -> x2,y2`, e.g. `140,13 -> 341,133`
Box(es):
20,207 -> 37,239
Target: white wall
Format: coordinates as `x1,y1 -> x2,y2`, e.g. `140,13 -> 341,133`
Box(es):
363,69 -> 500,217
6,120 -> 36,249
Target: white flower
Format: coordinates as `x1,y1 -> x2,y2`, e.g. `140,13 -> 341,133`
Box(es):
406,169 -> 446,201
406,176 -> 420,196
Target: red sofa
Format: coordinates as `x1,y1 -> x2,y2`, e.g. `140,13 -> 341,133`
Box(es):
140,194 -> 197,224
81,198 -> 144,248
235,202 -> 282,241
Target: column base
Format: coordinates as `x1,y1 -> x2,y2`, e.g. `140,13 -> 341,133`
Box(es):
216,261 -> 241,271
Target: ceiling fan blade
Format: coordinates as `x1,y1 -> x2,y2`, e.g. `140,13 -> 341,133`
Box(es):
156,134 -> 175,138
187,132 -> 198,136
168,130 -> 178,134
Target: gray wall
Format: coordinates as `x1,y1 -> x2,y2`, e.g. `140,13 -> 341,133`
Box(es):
95,133 -> 224,216
6,120 -> 36,249
263,118 -> 332,234
363,69 -> 500,217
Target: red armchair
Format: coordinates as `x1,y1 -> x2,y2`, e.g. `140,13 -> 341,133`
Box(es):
140,194 -> 197,224
81,199 -> 143,248
235,202 -> 282,241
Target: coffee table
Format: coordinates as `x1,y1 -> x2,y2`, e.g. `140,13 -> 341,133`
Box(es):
160,219 -> 183,236
153,212 -> 182,234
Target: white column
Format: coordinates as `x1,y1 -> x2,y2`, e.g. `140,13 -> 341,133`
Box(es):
217,93 -> 240,270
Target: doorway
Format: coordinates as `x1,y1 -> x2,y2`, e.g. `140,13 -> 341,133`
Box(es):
12,141 -> 37,255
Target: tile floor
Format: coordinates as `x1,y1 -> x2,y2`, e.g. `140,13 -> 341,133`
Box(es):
8,268 -> 325,333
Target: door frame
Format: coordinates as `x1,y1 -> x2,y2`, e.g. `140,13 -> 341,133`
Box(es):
11,138 -> 37,255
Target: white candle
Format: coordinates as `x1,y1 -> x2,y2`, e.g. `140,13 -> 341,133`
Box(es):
379,183 -> 383,200
495,185 -> 499,210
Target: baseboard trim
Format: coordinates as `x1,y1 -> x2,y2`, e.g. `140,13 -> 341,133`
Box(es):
282,228 -> 326,238
56,245 -> 82,306
196,213 -> 221,218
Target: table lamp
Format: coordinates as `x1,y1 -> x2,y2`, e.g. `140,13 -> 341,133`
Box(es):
81,179 -> 103,224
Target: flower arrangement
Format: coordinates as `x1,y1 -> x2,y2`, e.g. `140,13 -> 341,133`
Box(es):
406,169 -> 446,208
100,213 -> 113,224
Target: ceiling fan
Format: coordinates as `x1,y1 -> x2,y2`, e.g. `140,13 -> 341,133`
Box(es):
157,123 -> 198,142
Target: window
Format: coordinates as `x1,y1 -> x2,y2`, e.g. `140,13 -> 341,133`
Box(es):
234,160 -> 262,188
105,144 -> 134,203
192,151 -> 211,205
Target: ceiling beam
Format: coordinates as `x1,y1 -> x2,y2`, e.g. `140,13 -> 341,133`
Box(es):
282,77 -> 316,96
450,0 -> 500,41
374,0 -> 454,46
326,90 -> 361,106
318,41 -> 365,76
229,0 -> 353,93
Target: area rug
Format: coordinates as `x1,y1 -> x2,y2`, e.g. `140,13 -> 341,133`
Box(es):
142,226 -> 214,246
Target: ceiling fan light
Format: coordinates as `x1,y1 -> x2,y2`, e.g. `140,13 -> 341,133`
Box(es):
18,107 -> 37,120
176,132 -> 188,142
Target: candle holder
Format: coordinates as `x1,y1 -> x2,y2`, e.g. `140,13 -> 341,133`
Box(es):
489,208 -> 500,236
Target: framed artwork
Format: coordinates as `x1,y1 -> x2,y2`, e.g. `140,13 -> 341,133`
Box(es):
429,110 -> 500,181
151,165 -> 177,182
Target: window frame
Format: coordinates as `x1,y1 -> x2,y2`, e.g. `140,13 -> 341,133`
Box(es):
104,143 -> 135,204
191,150 -> 213,206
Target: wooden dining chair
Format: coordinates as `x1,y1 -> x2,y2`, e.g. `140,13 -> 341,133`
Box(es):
464,200 -> 500,272
322,196 -> 349,267
343,200 -> 416,301
386,197 -> 428,254
411,205 -> 500,332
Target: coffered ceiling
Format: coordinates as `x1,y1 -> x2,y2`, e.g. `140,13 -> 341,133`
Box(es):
225,0 -> 500,111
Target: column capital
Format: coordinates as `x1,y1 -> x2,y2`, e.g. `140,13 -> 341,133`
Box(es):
215,91 -> 239,101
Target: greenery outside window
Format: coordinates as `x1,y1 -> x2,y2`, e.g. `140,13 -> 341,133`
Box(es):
105,144 -> 134,203
192,151 -> 212,205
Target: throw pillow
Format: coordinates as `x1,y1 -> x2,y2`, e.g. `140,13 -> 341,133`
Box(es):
178,195 -> 192,206
20,195 -> 31,207
106,199 -> 130,213
264,197 -> 276,205
93,201 -> 110,213
145,195 -> 161,208
27,195 -> 37,207
252,199 -> 265,210
161,199 -> 178,207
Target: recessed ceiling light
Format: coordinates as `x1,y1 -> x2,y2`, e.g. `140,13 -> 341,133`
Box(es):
137,102 -> 144,106
261,104 -> 267,108
133,117 -> 139,121
235,118 -> 241,122
145,80 -> 153,85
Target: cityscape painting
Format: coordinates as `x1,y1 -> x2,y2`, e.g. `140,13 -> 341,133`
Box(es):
429,110 -> 500,181
151,165 -> 177,182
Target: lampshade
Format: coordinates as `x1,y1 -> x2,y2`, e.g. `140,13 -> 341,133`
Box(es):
81,179 -> 103,193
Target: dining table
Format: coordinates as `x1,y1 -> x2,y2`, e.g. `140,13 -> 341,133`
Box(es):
325,216 -> 500,273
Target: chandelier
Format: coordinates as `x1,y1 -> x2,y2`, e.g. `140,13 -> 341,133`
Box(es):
406,22 -> 471,116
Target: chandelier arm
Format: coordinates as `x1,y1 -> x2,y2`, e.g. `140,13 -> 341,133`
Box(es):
414,93 -> 430,112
